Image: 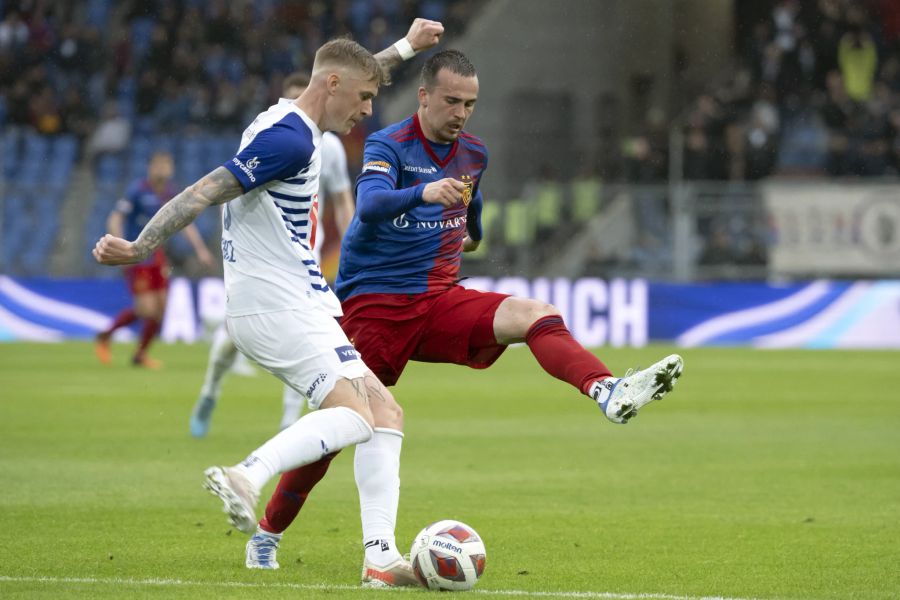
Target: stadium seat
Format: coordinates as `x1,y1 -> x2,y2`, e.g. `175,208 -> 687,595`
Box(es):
96,154 -> 124,184
1,131 -> 20,178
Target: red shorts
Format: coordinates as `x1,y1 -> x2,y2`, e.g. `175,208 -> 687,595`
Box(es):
124,250 -> 169,295
339,286 -> 510,386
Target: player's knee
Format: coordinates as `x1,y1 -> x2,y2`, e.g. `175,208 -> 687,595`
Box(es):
372,395 -> 404,429
322,377 -> 375,429
528,300 -> 561,323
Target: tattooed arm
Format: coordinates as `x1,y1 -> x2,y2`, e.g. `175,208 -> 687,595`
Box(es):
93,167 -> 243,266
373,18 -> 444,77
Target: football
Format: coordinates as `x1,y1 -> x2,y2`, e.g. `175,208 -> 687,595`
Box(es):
409,520 -> 486,591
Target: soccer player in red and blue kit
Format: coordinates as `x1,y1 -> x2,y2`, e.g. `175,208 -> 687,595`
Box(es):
244,50 -> 684,584
95,152 -> 213,368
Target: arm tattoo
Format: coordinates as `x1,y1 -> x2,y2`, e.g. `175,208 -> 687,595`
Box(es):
374,46 -> 402,83
133,167 -> 242,259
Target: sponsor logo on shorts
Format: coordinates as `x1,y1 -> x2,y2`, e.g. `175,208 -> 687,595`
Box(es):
362,160 -> 392,175
334,345 -> 359,363
306,372 -> 328,397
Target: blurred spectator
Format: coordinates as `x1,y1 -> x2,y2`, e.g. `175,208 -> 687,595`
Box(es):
669,0 -> 900,182
86,100 -> 131,160
838,24 -> 878,102
0,0 -> 478,141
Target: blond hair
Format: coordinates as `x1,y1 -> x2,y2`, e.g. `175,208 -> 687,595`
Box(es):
313,37 -> 389,86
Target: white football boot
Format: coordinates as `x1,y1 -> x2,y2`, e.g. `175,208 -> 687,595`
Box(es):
203,466 -> 259,533
245,528 -> 282,569
361,555 -> 422,588
591,354 -> 684,424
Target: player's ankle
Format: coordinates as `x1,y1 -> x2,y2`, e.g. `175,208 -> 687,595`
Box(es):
364,538 -> 401,567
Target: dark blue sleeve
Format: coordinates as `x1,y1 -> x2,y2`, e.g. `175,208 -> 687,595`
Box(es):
466,189 -> 483,241
223,116 -> 314,192
356,136 -> 400,187
356,176 -> 425,224
114,181 -> 141,214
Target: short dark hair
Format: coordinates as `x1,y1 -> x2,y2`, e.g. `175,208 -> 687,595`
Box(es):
421,50 -> 476,90
282,72 -> 310,95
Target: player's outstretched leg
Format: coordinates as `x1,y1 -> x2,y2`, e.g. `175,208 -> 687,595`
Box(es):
204,380 -> 373,533
191,325 -> 239,438
590,354 -> 684,424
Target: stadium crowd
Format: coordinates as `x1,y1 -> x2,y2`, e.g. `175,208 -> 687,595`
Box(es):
673,0 -> 900,181
0,0 -> 474,142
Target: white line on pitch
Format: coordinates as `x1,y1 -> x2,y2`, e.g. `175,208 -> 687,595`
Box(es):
0,575 -> 765,600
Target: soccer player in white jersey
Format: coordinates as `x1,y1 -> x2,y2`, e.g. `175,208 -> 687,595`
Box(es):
190,72 -> 356,437
93,20 -> 444,587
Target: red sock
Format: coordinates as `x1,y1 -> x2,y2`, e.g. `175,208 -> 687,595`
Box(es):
259,452 -> 339,534
101,308 -> 137,337
525,315 -> 613,395
135,318 -> 160,357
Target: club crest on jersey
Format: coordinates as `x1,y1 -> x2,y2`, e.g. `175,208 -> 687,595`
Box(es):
363,160 -> 392,175
461,174 -> 473,206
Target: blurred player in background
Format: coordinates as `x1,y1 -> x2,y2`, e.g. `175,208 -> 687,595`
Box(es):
244,50 -> 685,582
93,21 -> 444,587
94,151 -> 214,369
190,72 -> 356,437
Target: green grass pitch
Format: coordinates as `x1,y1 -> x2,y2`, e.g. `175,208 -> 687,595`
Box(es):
1,342 -> 898,599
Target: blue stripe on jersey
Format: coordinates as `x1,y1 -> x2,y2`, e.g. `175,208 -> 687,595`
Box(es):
277,205 -> 310,215
302,259 -> 317,265
311,283 -> 330,292
280,214 -> 308,228
308,269 -> 323,277
269,190 -> 311,202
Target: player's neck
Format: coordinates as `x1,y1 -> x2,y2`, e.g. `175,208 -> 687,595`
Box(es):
415,109 -> 451,145
295,90 -> 326,132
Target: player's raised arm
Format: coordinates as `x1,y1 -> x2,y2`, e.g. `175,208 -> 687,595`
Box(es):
93,167 -> 243,266
373,18 -> 444,78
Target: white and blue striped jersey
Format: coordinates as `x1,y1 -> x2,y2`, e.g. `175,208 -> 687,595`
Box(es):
221,99 -> 340,317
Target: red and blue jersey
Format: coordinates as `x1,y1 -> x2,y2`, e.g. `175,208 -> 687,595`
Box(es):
116,179 -> 176,265
336,113 -> 488,301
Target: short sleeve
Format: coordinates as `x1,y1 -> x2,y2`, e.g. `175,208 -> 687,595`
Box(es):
357,136 -> 400,188
319,133 -> 352,196
223,116 -> 315,192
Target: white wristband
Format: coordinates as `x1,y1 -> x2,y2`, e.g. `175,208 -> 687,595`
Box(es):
393,38 -> 416,61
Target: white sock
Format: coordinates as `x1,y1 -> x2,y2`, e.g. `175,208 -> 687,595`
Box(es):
200,325 -> 238,400
236,406 -> 373,490
280,385 -> 306,430
355,427 -> 403,566
255,525 -> 282,539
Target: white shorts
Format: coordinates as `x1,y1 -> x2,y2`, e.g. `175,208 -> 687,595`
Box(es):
226,309 -> 368,410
